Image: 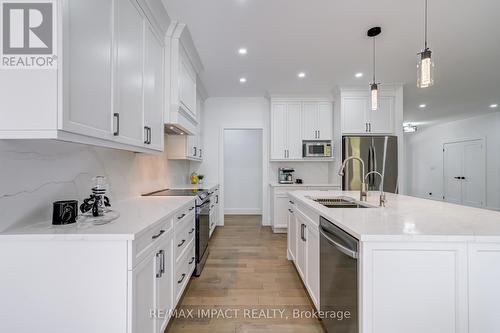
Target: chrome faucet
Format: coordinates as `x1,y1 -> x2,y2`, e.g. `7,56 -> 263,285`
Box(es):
365,171 -> 386,207
338,156 -> 367,201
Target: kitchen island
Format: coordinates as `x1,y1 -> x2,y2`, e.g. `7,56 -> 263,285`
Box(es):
287,190 -> 500,333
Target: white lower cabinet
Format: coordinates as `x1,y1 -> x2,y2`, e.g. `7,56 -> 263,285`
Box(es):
292,204 -> 320,309
468,242 -> 500,333
287,196 -> 500,333
0,200 -> 196,333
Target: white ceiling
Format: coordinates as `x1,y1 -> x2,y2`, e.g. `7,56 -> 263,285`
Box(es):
162,0 -> 500,125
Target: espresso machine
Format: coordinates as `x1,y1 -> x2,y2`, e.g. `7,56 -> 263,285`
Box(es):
278,168 -> 295,184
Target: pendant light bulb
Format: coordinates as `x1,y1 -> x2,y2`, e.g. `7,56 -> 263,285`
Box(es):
417,49 -> 434,88
371,83 -> 378,111
417,0 -> 434,88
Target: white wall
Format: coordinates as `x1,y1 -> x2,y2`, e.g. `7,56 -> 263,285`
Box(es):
193,97 -> 270,225
405,112 -> 500,210
269,162 -> 335,184
223,129 -> 263,214
0,136 -> 190,231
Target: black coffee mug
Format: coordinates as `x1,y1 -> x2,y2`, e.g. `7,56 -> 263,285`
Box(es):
52,200 -> 78,225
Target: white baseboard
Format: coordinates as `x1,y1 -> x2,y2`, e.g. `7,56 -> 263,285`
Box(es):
224,208 -> 262,215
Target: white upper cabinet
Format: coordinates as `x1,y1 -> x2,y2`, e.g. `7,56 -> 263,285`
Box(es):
0,0 -> 167,153
342,96 -> 369,134
302,102 -> 318,140
165,22 -> 204,135
271,98 -> 333,161
114,0 -> 145,147
143,24 -> 165,151
270,102 -> 303,160
287,102 -> 303,159
317,102 -> 333,140
302,102 -> 333,140
341,89 -> 396,135
62,0 -> 113,141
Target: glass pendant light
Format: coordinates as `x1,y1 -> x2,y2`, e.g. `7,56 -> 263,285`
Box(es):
417,0 -> 434,88
367,27 -> 381,111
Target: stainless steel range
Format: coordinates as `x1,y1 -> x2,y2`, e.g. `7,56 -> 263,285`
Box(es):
142,188 -> 210,276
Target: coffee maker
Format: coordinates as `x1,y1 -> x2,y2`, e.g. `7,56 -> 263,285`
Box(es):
278,168 -> 295,184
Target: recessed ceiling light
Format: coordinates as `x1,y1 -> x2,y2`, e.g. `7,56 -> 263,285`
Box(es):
298,72 -> 306,78
180,132 -> 184,135
490,104 -> 498,108
239,77 -> 247,83
419,104 -> 427,108
238,48 -> 247,55
355,72 -> 363,78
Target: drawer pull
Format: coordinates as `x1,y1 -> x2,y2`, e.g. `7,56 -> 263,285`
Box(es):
189,206 -> 195,211
177,273 -> 186,284
289,200 -> 294,205
177,239 -> 186,247
151,230 -> 165,240
177,213 -> 186,220
188,257 -> 195,265
188,228 -> 195,234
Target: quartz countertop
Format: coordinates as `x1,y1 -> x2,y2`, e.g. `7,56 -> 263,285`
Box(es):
0,196 -> 195,241
269,183 -> 340,188
289,190 -> 500,241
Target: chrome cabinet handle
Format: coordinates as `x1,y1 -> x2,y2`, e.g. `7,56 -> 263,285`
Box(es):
368,123 -> 371,132
177,213 -> 186,220
188,257 -> 195,265
113,113 -> 120,136
177,239 -> 186,247
216,195 -> 219,204
152,230 -> 165,240
159,250 -> 165,274
289,200 -> 294,204
177,273 -> 186,284
288,208 -> 293,213
188,228 -> 195,234
189,206 -> 195,211
199,149 -> 202,158
148,127 -> 152,144
155,251 -> 162,278
318,130 -> 320,138
193,147 -> 197,156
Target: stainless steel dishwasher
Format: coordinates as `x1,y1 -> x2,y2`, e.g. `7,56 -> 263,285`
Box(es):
320,217 -> 359,333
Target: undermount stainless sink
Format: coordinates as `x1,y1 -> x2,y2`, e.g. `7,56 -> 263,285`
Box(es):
312,197 -> 374,209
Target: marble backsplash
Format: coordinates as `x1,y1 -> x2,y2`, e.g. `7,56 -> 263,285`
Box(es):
0,137 -> 190,231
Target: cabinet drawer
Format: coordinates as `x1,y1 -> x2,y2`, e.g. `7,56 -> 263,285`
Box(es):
174,212 -> 195,263
133,216 -> 173,264
175,241 -> 195,302
175,205 -> 196,225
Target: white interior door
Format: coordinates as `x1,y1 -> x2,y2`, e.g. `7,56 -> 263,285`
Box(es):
443,142 -> 463,204
462,140 -> 485,207
443,140 -> 485,207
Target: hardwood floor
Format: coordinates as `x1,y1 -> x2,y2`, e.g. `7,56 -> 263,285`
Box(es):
166,215 -> 325,333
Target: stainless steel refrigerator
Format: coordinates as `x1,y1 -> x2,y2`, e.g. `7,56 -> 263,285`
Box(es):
342,136 -> 398,193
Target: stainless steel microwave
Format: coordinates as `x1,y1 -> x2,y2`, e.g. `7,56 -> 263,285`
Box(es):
303,140 -> 332,157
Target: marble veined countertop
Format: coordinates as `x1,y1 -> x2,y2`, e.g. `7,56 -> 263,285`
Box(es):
0,196 -> 195,241
289,190 -> 500,241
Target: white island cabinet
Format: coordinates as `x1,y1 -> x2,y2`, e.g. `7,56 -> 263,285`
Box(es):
0,197 -> 196,333
0,0 -> 167,153
287,190 -> 500,333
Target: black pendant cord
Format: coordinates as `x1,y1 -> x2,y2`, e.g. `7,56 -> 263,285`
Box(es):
372,37 -> 376,84
424,0 -> 428,50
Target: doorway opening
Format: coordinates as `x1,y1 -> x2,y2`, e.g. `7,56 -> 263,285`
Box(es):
223,129 -> 263,220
